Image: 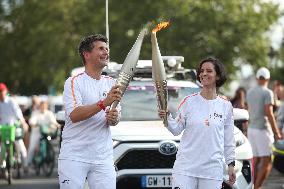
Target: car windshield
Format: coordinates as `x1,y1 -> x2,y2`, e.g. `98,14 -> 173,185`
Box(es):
120,85 -> 200,121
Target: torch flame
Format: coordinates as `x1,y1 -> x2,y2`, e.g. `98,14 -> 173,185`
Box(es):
152,22 -> 170,33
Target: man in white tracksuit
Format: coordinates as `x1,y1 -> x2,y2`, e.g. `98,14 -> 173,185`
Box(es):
58,34 -> 122,189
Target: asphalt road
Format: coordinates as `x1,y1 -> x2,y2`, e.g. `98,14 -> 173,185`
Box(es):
0,171 -> 59,189
0,138 -> 60,189
263,167 -> 284,189
0,167 -> 283,189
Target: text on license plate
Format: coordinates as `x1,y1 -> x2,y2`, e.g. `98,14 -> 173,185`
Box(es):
141,175 -> 172,188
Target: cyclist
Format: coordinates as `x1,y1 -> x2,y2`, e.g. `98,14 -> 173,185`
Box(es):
0,83 -> 29,172
28,100 -> 59,165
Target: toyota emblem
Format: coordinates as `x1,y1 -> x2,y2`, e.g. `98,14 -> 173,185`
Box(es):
159,140 -> 178,155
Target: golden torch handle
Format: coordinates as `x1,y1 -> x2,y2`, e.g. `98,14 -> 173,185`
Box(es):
154,80 -> 168,127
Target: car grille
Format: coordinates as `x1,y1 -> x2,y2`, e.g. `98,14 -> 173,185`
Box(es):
116,149 -> 176,170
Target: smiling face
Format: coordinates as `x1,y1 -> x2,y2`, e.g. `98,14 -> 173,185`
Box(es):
84,41 -> 109,69
199,62 -> 219,88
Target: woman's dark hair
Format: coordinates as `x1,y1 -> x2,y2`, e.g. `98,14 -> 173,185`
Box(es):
196,57 -> 227,87
230,87 -> 246,105
78,34 -> 108,64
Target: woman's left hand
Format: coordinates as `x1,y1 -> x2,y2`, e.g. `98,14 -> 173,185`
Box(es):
228,165 -> 236,186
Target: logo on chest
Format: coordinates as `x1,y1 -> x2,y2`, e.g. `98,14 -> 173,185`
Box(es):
205,112 -> 223,126
213,112 -> 223,119
102,91 -> 108,98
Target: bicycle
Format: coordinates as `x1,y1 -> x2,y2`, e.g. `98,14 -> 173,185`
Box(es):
0,124 -> 16,184
33,124 -> 57,177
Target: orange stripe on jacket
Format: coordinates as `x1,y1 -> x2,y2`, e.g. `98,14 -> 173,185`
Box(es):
177,93 -> 198,110
71,73 -> 84,108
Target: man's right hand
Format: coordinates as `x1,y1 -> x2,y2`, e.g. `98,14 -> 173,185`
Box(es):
103,85 -> 122,107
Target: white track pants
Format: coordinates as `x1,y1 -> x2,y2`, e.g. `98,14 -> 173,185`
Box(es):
172,174 -> 222,189
58,159 -> 116,189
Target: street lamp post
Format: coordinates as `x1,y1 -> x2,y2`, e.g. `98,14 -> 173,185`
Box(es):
106,0 -> 109,50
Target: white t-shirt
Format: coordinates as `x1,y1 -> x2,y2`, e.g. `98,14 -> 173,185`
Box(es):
0,96 -> 24,125
58,72 -> 117,164
167,92 -> 235,181
29,109 -> 58,127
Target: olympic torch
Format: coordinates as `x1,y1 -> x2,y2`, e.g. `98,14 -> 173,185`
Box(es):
111,28 -> 147,109
151,22 -> 170,127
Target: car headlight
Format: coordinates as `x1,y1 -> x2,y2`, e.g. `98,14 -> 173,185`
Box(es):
112,139 -> 120,148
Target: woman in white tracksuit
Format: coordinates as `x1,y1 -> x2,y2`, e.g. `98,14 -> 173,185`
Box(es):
159,57 -> 236,189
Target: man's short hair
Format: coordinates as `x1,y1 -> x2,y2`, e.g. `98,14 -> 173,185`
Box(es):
78,34 -> 108,64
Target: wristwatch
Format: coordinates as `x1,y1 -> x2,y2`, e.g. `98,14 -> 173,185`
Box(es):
228,161 -> 235,167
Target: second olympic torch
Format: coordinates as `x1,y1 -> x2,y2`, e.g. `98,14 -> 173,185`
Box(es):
111,28 -> 147,109
151,22 -> 170,127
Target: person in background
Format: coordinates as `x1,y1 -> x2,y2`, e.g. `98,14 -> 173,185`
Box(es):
230,87 -> 247,109
58,34 -> 122,189
273,80 -> 282,112
159,57 -> 235,189
246,67 -> 282,189
23,95 -> 41,120
0,82 -> 29,172
276,86 -> 284,135
277,101 -> 284,135
230,87 -> 248,135
27,100 -> 59,166
23,95 -> 41,149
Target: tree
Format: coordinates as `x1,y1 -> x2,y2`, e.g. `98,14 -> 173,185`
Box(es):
0,0 -> 281,94
0,0 -> 108,94
272,42 -> 284,83
109,0 -> 281,75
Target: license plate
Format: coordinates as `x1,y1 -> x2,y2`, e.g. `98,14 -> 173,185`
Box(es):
141,175 -> 172,188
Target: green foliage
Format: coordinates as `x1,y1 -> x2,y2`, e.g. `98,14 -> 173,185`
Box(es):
0,0 -> 281,94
